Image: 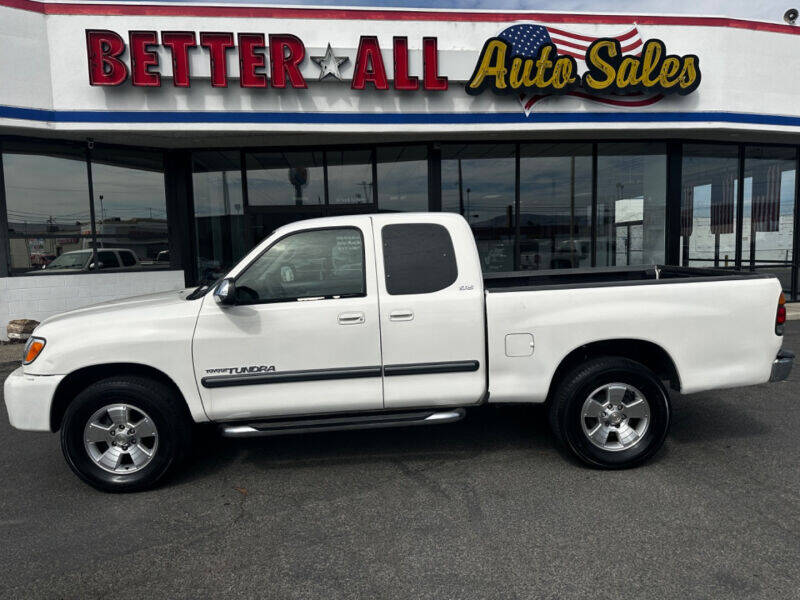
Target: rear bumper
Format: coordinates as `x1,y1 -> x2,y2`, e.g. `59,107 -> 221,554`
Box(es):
3,367 -> 63,431
770,349 -> 795,383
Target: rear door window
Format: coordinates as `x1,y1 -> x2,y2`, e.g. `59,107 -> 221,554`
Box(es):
119,251 -> 137,267
97,251 -> 120,269
381,223 -> 458,295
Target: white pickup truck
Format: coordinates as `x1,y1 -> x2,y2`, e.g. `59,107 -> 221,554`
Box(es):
4,213 -> 793,492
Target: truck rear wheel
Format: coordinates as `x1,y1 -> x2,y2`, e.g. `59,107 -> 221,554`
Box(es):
60,376 -> 191,492
548,357 -> 670,469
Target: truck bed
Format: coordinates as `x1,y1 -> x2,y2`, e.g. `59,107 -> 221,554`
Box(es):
483,264 -> 773,293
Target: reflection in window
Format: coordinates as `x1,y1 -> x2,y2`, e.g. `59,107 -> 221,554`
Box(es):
235,228 -> 365,303
519,143 -> 593,270
680,145 -> 738,268
441,144 -> 516,272
192,151 -> 246,281
246,151 -> 325,207
90,148 -> 167,266
377,146 -> 428,212
326,149 -> 374,205
597,143 -> 667,267
2,143 -> 95,274
742,146 -> 796,293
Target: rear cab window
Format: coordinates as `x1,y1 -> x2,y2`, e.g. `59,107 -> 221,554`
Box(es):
381,223 -> 458,295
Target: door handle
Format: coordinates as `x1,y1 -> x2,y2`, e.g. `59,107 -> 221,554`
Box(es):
338,312 -> 365,325
389,310 -> 414,322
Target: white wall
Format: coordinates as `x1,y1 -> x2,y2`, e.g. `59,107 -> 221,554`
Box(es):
0,270 -> 185,341
3,5 -> 800,137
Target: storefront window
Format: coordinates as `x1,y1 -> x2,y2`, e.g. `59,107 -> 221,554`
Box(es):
246,151 -> 325,207
441,144 -> 516,272
742,146 -> 796,292
326,149 -> 374,206
680,144 -> 739,268
2,143 -> 94,274
376,145 -> 428,212
519,143 -> 593,270
192,151 -> 246,282
244,151 -> 325,246
90,148 -> 168,267
597,143 -> 667,267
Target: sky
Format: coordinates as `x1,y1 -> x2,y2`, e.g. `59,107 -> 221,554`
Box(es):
158,0 -> 795,23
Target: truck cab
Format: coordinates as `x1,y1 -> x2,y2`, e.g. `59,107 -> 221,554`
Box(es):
193,213 -> 487,421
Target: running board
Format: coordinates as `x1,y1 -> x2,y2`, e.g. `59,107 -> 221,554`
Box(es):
219,408 -> 466,438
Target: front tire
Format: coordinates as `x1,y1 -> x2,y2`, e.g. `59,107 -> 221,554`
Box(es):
548,357 -> 671,469
60,376 -> 191,492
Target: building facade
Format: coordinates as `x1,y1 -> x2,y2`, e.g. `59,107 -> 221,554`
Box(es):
1,2 -> 800,337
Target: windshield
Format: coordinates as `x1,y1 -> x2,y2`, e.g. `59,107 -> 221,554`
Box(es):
45,252 -> 89,270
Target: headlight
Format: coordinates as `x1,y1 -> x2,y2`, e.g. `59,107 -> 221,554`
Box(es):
23,336 -> 46,365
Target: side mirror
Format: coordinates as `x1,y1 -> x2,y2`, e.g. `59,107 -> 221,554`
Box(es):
214,277 -> 236,305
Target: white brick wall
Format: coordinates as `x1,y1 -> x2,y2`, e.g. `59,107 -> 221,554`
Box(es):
0,271 -> 186,340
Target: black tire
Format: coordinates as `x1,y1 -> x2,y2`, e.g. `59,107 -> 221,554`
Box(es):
548,357 -> 670,469
60,376 -> 192,492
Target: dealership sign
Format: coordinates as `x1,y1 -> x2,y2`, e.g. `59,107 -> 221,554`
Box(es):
86,30 -> 448,90
85,23 -> 699,115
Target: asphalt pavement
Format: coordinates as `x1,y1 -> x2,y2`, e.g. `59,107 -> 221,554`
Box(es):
1,325 -> 799,599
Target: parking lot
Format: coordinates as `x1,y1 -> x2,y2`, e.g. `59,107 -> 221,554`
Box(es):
1,325 -> 799,599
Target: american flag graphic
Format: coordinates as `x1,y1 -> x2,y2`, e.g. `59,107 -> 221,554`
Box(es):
752,164 -> 782,233
710,173 -> 736,235
497,23 -> 663,115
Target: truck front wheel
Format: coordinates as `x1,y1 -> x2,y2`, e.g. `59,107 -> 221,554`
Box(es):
60,376 -> 192,492
548,357 -> 671,469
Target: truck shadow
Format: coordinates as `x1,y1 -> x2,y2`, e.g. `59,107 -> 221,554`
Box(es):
171,394 -> 773,488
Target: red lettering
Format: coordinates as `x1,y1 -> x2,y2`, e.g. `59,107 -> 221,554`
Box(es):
269,34 -> 307,88
238,33 -> 268,88
129,31 -> 161,87
422,37 -> 448,91
161,31 -> 196,88
351,36 -> 389,90
86,30 -> 128,86
200,32 -> 235,87
392,37 -> 418,91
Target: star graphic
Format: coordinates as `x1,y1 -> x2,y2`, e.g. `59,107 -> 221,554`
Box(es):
311,43 -> 349,81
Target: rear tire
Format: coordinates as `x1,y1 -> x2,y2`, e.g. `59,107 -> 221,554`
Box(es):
60,376 -> 192,492
548,357 -> 670,469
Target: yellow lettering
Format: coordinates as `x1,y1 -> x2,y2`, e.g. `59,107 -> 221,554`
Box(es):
551,57 -> 574,89
584,40 -> 617,90
534,45 -> 554,87
640,40 -> 663,87
468,39 -> 508,90
678,57 -> 698,90
509,57 -> 524,89
616,56 -> 642,88
521,59 -> 536,87
658,57 -> 681,88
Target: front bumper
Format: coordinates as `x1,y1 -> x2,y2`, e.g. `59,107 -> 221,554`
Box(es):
770,349 -> 795,383
3,367 -> 64,431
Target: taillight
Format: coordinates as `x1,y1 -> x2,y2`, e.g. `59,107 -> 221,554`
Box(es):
776,293 -> 786,335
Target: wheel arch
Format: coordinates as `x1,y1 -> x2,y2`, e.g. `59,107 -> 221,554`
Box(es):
50,363 -> 191,432
547,339 -> 681,403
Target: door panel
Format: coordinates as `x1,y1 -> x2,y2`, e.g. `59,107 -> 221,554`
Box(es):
192,221 -> 383,421
372,215 -> 487,409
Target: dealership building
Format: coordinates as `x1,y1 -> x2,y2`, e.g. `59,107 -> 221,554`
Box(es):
1,1 -> 800,337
